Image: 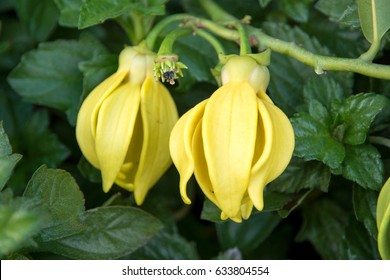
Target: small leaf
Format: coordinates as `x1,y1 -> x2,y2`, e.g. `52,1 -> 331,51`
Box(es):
291,112 -> 346,169
377,177 -> 390,259
342,144 -> 384,190
14,0 -> 59,42
42,206 -> 163,259
216,212 -> 281,253
297,199 -> 349,259
23,166 -> 85,242
271,157 -> 331,193
78,0 -> 166,29
353,186 -> 378,239
357,0 -> 390,43
315,0 -> 360,28
334,93 -> 389,145
54,0 -> 82,27
129,230 -> 199,260
0,121 -> 12,157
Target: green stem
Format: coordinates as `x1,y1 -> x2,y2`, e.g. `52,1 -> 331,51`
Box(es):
370,136 -> 390,148
235,23 -> 251,55
198,0 -> 236,22
251,28 -> 390,79
195,29 -> 226,55
360,39 -> 381,62
129,12 -> 145,44
157,28 -> 193,55
145,14 -> 191,50
115,17 -> 136,43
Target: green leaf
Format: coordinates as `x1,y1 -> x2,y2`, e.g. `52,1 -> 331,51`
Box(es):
353,186 -> 378,239
215,248 -> 242,260
291,112 -> 346,169
0,196 -> 43,257
342,144 -> 384,190
129,230 -> 199,260
357,0 -> 390,43
14,0 -> 59,42
258,0 -> 272,8
54,0 -> 82,27
43,206 -> 163,259
216,212 -> 281,253
0,122 -> 22,191
297,199 -> 349,259
7,34 -> 109,125
78,0 -> 166,29
271,157 -> 331,193
333,93 -> 389,145
303,76 -> 347,108
341,216 -> 380,259
277,0 -> 314,23
377,177 -> 390,259
23,166 -> 85,242
315,0 -> 360,28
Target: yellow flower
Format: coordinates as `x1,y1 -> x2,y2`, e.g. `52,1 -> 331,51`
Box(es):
170,55 -> 294,222
76,43 -> 178,205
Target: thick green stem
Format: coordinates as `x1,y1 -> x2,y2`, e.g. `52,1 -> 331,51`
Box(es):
235,23 -> 251,55
360,39 -> 382,62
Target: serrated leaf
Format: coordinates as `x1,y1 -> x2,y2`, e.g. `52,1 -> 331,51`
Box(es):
352,186 -> 378,239
297,199 -> 349,259
14,0 -> 58,42
277,0 -> 314,23
291,112 -> 346,169
78,0 -> 166,29
377,177 -> 390,259
334,93 -> 389,145
0,197 -> 44,257
43,206 -> 163,259
315,0 -> 360,28
271,157 -> 331,193
342,144 -> 384,190
23,166 -> 85,242
357,0 -> 390,43
0,121 -> 12,157
129,230 -> 199,260
54,0 -> 82,27
7,34 -> 108,125
216,212 -> 281,253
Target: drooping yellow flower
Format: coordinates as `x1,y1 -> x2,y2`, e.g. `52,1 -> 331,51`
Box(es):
170,55 -> 294,222
76,43 -> 178,205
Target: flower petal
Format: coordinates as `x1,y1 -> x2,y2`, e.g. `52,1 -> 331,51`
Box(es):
76,71 -> 127,168
133,76 -> 179,205
170,100 -> 207,204
203,82 -> 258,218
248,99 -> 294,210
95,82 -> 141,193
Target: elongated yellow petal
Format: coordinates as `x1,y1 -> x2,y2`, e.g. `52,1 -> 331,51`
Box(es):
203,82 -> 258,218
76,71 -> 127,168
133,76 -> 178,205
192,119 -> 220,207
95,83 -> 141,193
170,100 -> 207,204
248,99 -> 294,210
377,178 -> 390,259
